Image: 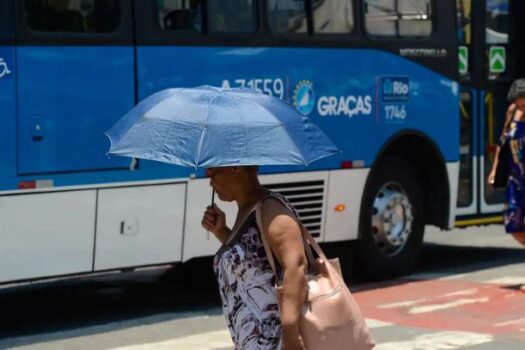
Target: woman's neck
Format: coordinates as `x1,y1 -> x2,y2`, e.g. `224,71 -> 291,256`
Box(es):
236,184 -> 268,212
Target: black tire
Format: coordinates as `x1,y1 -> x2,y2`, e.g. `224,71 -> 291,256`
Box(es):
356,157 -> 425,280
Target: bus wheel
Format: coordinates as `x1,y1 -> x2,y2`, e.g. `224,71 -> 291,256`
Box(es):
357,158 -> 424,280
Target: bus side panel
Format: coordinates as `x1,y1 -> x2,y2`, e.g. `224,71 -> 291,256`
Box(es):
0,191 -> 96,283
324,169 -> 369,242
94,184 -> 186,270
16,46 -> 135,175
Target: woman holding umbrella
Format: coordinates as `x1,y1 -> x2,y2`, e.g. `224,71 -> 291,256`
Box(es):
106,86 -> 374,349
202,166 -> 307,349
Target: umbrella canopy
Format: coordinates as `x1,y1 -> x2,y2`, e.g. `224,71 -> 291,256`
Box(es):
106,86 -> 339,168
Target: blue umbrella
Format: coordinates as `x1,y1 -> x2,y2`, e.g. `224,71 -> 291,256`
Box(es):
105,86 -> 339,169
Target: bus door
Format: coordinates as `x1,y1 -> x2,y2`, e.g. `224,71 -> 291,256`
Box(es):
14,0 -> 135,175
456,0 -> 479,217
0,0 -> 16,183
457,0 -> 513,219
479,0 -> 511,215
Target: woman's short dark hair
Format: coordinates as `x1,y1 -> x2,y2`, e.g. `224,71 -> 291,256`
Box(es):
507,78 -> 525,102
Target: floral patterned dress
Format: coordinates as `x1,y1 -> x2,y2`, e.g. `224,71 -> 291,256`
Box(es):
213,195 -> 283,349
504,119 -> 525,233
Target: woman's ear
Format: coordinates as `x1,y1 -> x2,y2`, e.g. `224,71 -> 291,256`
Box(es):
231,167 -> 240,176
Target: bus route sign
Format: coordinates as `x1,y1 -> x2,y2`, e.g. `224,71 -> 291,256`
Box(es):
489,46 -> 506,74
459,46 -> 468,75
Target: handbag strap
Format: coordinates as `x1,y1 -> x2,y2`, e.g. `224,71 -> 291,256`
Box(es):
255,194 -> 327,277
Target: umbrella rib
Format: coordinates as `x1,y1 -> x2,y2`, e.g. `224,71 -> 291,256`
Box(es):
194,95 -> 216,168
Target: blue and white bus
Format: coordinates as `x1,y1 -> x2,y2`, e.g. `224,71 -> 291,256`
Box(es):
0,0 -> 461,284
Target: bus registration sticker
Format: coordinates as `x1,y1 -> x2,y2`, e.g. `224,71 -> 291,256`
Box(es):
382,77 -> 410,102
381,76 -> 410,124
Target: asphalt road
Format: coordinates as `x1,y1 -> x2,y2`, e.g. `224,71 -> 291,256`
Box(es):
1,225 -> 524,350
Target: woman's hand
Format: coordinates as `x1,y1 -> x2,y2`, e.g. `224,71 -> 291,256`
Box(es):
487,168 -> 496,185
282,326 -> 306,350
201,204 -> 230,243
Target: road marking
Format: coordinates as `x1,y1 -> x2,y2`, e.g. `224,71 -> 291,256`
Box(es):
484,277 -> 525,285
366,319 -> 394,328
443,288 -> 478,297
495,317 -> 525,327
375,331 -> 493,350
408,297 -> 489,314
109,330 -> 232,350
109,318 -> 393,349
438,273 -> 467,281
378,298 -> 426,309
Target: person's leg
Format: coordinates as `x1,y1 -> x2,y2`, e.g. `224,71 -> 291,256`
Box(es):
506,178 -> 525,244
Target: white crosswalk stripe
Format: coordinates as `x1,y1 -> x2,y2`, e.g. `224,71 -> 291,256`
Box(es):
484,276 -> 525,285
109,318 -> 396,349
495,317 -> 525,327
366,319 -> 395,329
108,326 -> 498,350
374,331 -> 493,350
378,298 -> 426,309
109,330 -> 232,350
408,297 -> 489,314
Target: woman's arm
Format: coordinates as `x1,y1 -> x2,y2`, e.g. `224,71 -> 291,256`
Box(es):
261,198 -> 308,350
488,104 -> 516,184
488,145 -> 500,185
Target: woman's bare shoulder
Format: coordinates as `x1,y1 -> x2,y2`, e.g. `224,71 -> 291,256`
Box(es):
260,196 -> 298,227
261,196 -> 292,217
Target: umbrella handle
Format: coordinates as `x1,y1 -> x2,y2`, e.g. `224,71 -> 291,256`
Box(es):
207,189 -> 215,241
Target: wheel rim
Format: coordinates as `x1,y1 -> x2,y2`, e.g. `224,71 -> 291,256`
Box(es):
371,182 -> 413,256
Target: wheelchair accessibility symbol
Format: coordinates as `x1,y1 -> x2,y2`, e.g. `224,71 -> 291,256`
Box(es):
0,58 -> 12,78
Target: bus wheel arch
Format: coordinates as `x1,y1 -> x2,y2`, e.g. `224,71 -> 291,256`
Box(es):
357,132 -> 450,279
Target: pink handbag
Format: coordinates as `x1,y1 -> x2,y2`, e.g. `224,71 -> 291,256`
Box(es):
256,199 -> 375,350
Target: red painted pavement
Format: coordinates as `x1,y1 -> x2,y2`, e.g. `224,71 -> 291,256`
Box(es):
353,279 -> 525,341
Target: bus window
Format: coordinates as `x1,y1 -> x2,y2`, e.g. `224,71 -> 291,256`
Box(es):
364,0 -> 396,36
159,0 -> 257,34
25,0 -> 120,33
207,0 -> 257,33
457,0 -> 471,45
457,0 -> 472,78
364,0 -> 432,37
312,0 -> 354,34
486,0 -> 509,80
0,0 -> 13,38
267,0 -> 308,34
158,0 -> 203,32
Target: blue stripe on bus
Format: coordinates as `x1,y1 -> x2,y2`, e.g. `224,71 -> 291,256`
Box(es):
0,46 -> 458,191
